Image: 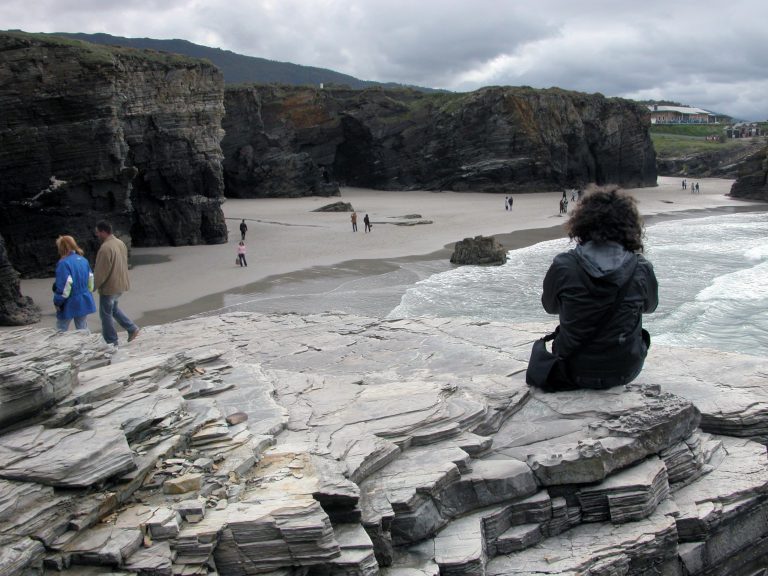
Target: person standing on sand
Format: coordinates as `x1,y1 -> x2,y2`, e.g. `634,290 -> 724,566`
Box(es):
94,221 -> 139,346
505,196 -> 510,211
240,219 -> 248,241
53,235 -> 96,332
351,211 -> 358,232
696,182 -> 700,194
237,241 -> 247,267
364,214 -> 372,233
509,196 -> 513,210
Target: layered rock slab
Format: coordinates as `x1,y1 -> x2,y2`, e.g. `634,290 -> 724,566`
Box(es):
1,313 -> 768,576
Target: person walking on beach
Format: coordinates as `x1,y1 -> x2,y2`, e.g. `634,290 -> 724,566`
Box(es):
53,235 -> 96,332
239,219 -> 248,241
532,187 -> 658,392
94,221 -> 139,346
682,179 -> 687,190
505,196 -> 510,211
695,182 -> 700,194
364,214 -> 372,233
237,241 -> 248,267
508,196 -> 513,210
351,211 -> 358,232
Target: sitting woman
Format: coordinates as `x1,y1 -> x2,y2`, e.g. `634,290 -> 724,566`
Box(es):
539,187 -> 658,390
53,235 -> 97,332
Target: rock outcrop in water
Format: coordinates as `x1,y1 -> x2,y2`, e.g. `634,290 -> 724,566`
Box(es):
222,85 -> 657,197
0,234 -> 40,326
450,235 -> 507,266
2,312 -> 768,575
0,32 -> 228,278
730,146 -> 768,201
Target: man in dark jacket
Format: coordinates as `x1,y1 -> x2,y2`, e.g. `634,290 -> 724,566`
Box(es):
541,188 -> 658,389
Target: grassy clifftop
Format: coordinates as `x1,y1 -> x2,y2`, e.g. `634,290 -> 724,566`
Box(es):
1,30 -> 206,68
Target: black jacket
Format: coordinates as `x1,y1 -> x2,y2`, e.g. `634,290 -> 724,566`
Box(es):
542,241 -> 658,383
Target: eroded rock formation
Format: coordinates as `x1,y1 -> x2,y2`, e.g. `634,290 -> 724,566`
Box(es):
2,312 -> 768,575
223,85 -> 657,197
450,235 -> 507,266
222,86 -> 341,198
0,32 -> 228,277
730,146 -> 768,201
0,234 -> 40,326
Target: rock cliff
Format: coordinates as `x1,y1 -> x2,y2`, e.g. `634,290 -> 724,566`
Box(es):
222,86 -> 341,198
0,234 -> 40,326
0,32 -> 227,277
223,85 -> 657,197
2,312 -> 768,575
730,146 -> 768,201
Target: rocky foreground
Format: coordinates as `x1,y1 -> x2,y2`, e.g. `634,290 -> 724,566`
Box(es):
1,312 -> 768,575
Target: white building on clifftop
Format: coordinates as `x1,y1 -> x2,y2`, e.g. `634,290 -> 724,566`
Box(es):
648,105 -> 717,124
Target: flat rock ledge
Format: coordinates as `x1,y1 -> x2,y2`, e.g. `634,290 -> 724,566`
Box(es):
1,314 -> 767,576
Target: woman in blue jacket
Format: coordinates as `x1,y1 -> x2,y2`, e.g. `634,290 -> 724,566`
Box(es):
53,235 -> 97,331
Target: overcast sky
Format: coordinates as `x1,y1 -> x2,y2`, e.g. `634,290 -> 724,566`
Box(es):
3,0 -> 767,120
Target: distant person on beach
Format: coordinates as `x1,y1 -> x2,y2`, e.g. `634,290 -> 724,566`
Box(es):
505,196 -> 510,211
237,241 -> 247,267
94,221 -> 139,346
695,182 -> 700,194
534,188 -> 658,391
682,179 -> 687,190
351,211 -> 358,232
364,214 -> 372,233
509,196 -> 513,209
52,235 -> 96,332
240,219 -> 248,241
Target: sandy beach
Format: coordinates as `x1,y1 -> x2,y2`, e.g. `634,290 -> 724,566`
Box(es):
15,176 -> 765,333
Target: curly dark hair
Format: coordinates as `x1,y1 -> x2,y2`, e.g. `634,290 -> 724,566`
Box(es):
565,187 -> 645,252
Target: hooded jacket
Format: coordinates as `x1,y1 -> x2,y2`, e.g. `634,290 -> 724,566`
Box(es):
542,241 -> 658,385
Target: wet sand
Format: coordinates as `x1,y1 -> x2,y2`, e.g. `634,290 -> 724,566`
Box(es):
14,176 -> 766,332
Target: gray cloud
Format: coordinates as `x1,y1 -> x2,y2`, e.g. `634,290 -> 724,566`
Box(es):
1,0 -> 766,119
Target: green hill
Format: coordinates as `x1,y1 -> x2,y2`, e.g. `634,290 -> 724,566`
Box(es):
53,32 -> 436,91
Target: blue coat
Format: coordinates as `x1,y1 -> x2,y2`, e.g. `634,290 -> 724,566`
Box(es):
54,252 -> 97,320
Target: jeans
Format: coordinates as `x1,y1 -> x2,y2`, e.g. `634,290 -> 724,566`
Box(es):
238,254 -> 247,266
56,316 -> 89,332
99,293 -> 138,345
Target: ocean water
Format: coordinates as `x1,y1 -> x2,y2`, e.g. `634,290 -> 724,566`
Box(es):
389,211 -> 768,357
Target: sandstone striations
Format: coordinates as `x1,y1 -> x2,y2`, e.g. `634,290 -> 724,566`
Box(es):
0,32 -> 227,278
730,145 -> 768,201
1,313 -> 768,575
223,85 -> 657,197
0,233 -> 40,326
